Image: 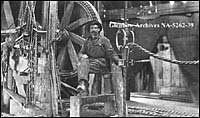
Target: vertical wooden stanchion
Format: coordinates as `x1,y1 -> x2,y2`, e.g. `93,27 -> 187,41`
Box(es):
70,96 -> 81,117
112,64 -> 126,117
48,1 -> 59,116
1,1 -> 16,113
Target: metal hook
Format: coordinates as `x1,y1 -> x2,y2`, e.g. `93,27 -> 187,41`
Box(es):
115,29 -> 126,51
130,30 -> 135,44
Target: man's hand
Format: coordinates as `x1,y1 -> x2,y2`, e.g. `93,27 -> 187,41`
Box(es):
82,54 -> 88,59
77,54 -> 88,67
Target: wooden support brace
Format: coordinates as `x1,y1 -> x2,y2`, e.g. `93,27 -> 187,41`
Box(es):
70,96 -> 81,117
3,88 -> 45,116
70,94 -> 115,117
67,39 -> 79,70
3,88 -> 26,107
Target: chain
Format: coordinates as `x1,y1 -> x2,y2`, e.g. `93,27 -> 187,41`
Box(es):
128,43 -> 199,65
128,106 -> 199,117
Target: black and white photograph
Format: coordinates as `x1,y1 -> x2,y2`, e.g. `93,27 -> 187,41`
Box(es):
1,1 -> 199,117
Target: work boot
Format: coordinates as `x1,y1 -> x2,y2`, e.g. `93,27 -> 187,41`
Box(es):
77,79 -> 89,96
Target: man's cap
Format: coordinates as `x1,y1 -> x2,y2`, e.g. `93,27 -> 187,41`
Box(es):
86,20 -> 102,32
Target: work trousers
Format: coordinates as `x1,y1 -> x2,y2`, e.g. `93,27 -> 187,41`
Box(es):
77,58 -> 113,95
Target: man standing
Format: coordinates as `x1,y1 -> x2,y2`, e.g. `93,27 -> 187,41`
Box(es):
77,20 -> 119,96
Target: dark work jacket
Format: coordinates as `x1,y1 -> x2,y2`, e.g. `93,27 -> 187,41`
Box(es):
79,35 -> 119,71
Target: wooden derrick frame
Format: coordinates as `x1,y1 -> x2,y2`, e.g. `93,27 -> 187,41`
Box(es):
1,1 -> 105,117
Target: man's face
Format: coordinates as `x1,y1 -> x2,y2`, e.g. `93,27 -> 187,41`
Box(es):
89,24 -> 100,38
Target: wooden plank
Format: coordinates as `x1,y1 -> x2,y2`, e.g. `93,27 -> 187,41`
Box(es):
150,56 -> 156,91
1,28 -> 17,34
170,50 -> 180,87
179,67 -> 186,88
135,71 -> 141,91
103,74 -> 114,94
80,94 -> 115,105
17,1 -> 26,26
69,32 -> 85,46
42,1 -> 49,28
49,1 -> 59,116
121,46 -> 128,116
152,53 -> 163,92
41,1 -> 50,48
70,96 -> 81,117
57,45 -> 67,70
10,99 -> 29,116
34,73 -> 51,103
68,17 -> 93,31
67,39 -> 79,70
61,81 -> 78,95
104,99 -> 115,116
104,1 -> 199,20
4,88 -> 47,116
70,94 -> 115,117
3,66 -> 14,112
140,69 -> 144,92
3,88 -> 26,106
162,48 -> 171,88
13,76 -> 27,97
157,52 -> 163,90
111,64 -> 125,117
60,1 -> 74,30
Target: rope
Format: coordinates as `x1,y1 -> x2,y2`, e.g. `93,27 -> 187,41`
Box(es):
128,43 -> 199,65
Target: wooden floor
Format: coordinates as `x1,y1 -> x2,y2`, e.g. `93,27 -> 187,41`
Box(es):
1,92 -> 199,117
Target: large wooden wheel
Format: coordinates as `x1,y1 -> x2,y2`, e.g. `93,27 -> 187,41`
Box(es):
56,1 -> 103,80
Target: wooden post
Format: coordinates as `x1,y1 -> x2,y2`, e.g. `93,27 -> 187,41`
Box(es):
121,47 -> 128,117
70,96 -> 81,117
70,94 -> 115,117
67,39 -> 79,70
115,1 -> 129,117
112,64 -> 125,117
104,98 -> 115,116
48,1 -> 59,116
1,1 -> 15,113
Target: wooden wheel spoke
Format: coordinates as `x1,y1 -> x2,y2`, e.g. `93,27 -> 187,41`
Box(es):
61,81 -> 77,94
68,17 -> 92,31
60,1 -> 74,30
2,1 -> 16,29
67,39 -> 79,70
57,45 -> 67,69
69,32 -> 85,46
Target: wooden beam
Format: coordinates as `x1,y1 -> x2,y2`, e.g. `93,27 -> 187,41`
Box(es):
18,1 -> 26,26
2,64 -> 14,112
67,39 -> 79,70
4,87 -> 45,116
2,1 -> 15,29
60,1 -> 74,30
111,64 -> 127,117
104,1 -> 199,20
68,17 -> 92,31
3,88 -> 26,107
81,94 -> 115,106
48,1 -> 59,116
42,1 -> 49,29
70,94 -> 115,117
61,81 -> 78,94
70,96 -> 81,117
